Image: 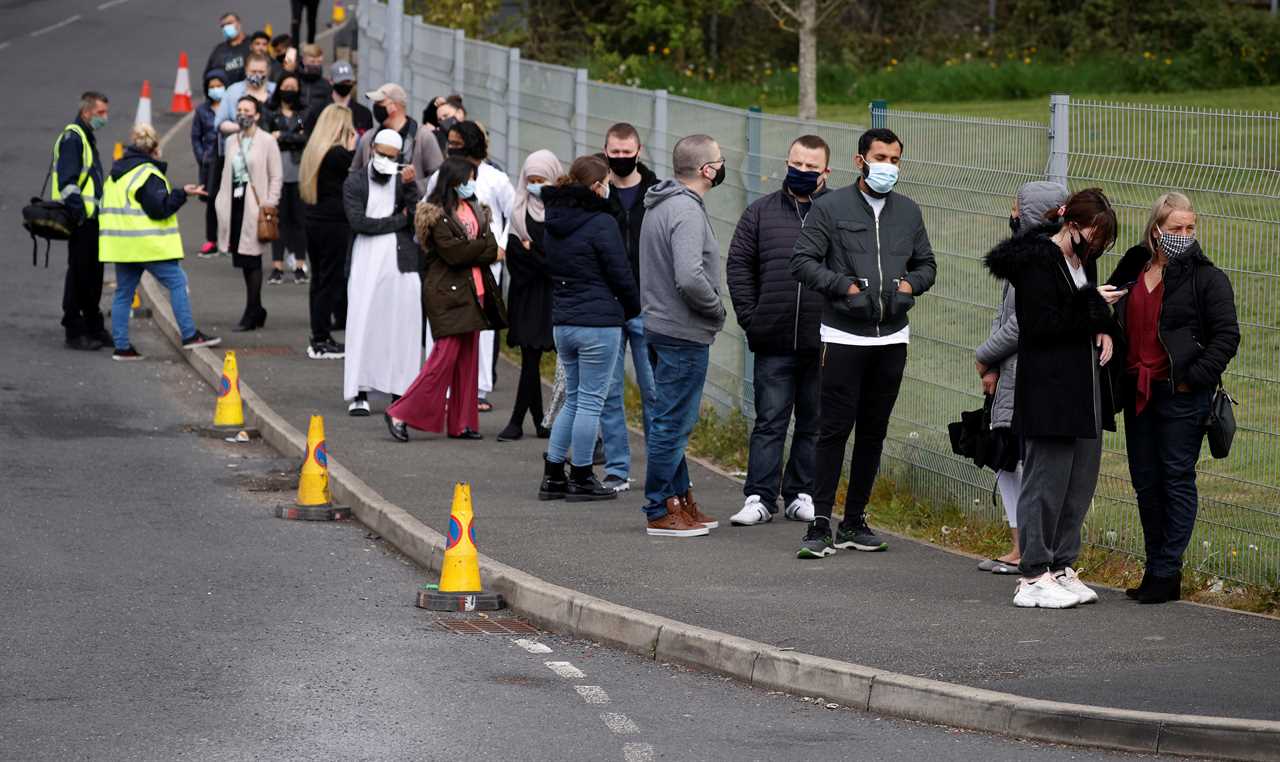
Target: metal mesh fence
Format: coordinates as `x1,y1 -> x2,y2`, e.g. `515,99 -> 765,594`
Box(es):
359,7 -> 1280,586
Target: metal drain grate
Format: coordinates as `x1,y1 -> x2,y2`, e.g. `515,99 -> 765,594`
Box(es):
433,618 -> 540,635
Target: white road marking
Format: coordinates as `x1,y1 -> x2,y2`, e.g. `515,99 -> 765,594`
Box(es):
574,685 -> 610,704
623,742 -> 655,761
600,712 -> 639,735
545,661 -> 585,679
30,15 -> 81,37
98,0 -> 130,8
0,41 -> 10,51
513,638 -> 552,654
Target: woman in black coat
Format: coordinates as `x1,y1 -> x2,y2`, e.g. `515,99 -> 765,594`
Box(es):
1105,192 -> 1240,604
498,150 -> 563,442
984,187 -> 1120,610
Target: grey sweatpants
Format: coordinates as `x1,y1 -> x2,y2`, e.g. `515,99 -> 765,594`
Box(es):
1017,435 -> 1103,577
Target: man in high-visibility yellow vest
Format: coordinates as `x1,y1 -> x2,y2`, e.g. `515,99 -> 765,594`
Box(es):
99,124 -> 221,361
53,91 -> 109,351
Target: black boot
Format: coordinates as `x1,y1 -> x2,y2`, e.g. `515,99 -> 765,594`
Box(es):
497,422 -> 523,442
566,463 -> 617,502
1125,569 -> 1154,599
1138,572 -> 1182,604
538,456 -> 568,501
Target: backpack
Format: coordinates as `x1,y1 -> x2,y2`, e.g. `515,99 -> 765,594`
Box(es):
21,166 -> 75,267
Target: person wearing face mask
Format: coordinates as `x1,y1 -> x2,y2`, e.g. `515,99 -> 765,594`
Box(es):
1104,192 -> 1240,604
305,61 -> 373,136
204,11 -> 250,85
498,150 -> 563,442
341,129 -> 423,417
296,44 -> 333,114
984,188 -> 1122,609
214,53 -> 276,149
725,135 -> 833,527
384,158 -> 507,442
51,91 -> 110,350
635,134 -> 728,537
216,96 -> 283,332
351,83 -> 443,198
424,95 -> 466,154
972,181 -> 1069,575
265,74 -> 311,285
790,127 -> 937,559
192,70 -> 227,257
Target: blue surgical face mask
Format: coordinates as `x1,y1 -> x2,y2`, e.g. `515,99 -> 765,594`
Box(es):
456,180 -> 476,199
862,160 -> 899,195
207,86 -> 226,102
222,23 -> 238,40
526,183 -> 544,198
89,115 -> 108,131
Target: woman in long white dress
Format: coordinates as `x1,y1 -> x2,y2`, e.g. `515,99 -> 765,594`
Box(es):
341,129 -> 423,415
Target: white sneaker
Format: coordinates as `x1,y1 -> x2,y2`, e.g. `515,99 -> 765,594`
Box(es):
730,495 -> 772,526
1054,567 -> 1099,604
784,493 -> 815,522
1013,572 -> 1080,609
348,399 -> 371,416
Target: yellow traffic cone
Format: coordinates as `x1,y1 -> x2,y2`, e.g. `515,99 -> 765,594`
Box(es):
417,483 -> 505,611
113,141 -> 123,161
129,289 -> 152,318
332,0 -> 346,23
277,415 -> 351,521
213,351 -> 245,428
264,22 -> 273,37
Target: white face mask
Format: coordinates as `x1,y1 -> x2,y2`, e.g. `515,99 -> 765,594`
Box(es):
371,155 -> 399,176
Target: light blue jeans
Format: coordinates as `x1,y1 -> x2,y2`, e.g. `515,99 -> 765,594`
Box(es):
548,325 -> 622,467
600,315 -> 656,479
112,260 -> 196,349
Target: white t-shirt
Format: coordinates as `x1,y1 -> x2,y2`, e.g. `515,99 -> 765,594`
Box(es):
1067,258 -> 1088,289
820,190 -> 910,347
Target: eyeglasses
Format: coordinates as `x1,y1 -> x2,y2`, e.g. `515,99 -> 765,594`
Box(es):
701,157 -> 725,169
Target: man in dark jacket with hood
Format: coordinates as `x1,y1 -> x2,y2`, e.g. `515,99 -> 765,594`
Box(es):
790,127 -> 937,559
598,122 -> 663,492
726,134 -> 831,526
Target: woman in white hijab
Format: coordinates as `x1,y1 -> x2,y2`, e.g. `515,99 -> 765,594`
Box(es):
341,128 -> 423,415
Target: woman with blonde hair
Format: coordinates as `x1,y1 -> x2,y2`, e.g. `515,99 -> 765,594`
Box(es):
1106,192 -> 1240,604
299,104 -> 356,359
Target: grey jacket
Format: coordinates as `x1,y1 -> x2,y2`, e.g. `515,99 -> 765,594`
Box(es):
639,179 -> 726,345
976,282 -> 1018,429
342,166 -> 421,273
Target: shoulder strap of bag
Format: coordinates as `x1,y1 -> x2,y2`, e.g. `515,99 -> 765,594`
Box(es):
236,135 -> 265,207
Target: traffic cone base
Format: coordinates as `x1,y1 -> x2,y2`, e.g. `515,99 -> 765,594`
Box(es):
277,414 -> 350,521
419,482 -> 506,610
416,589 -> 505,612
275,504 -> 351,522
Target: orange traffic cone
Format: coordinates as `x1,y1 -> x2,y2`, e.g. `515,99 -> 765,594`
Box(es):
276,415 -> 351,521
134,80 -> 152,127
417,483 -> 505,611
170,52 -> 192,113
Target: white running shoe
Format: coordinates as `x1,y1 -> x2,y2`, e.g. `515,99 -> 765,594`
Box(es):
1013,572 -> 1080,609
1054,567 -> 1099,605
730,495 -> 772,526
348,399 -> 371,416
784,493 -> 815,522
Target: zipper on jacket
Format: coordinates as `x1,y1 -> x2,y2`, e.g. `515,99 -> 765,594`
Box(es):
790,194 -> 808,351
874,215 -> 884,337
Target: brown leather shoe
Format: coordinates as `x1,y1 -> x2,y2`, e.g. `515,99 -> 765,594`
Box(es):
646,498 -> 710,537
681,488 -> 718,529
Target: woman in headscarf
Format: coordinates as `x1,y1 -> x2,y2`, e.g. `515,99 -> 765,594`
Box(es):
498,150 -> 563,442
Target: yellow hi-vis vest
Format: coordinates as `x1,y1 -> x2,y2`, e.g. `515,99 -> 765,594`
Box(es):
50,124 -> 98,218
98,163 -> 184,263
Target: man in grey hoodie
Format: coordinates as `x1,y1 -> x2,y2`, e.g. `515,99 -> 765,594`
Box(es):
637,134 -> 728,538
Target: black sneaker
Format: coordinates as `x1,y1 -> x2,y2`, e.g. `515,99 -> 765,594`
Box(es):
112,346 -> 144,362
293,268 -> 309,284
66,335 -> 104,351
307,338 -> 345,359
796,517 -> 835,559
267,270 -> 284,285
834,519 -> 888,552
181,330 -> 222,349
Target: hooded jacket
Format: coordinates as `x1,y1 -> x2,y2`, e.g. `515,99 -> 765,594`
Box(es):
790,184 -> 936,338
542,184 -> 640,328
638,179 -> 726,344
1106,242 -> 1239,401
108,148 -> 189,223
726,186 -> 829,355
605,161 -> 661,290
416,199 -> 506,339
191,68 -> 226,178
984,224 -> 1119,439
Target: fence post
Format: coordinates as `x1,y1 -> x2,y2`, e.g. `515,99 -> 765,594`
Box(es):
870,99 -> 888,128
1048,93 -> 1070,186
745,106 -> 763,205
651,89 -> 668,177
452,28 -> 466,95
385,0 -> 403,86
507,48 -> 521,175
573,68 -> 589,158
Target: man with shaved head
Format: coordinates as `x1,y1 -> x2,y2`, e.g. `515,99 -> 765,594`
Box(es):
636,133 -> 729,538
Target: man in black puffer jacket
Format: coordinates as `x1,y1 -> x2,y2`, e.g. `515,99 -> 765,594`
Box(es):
726,135 -> 831,527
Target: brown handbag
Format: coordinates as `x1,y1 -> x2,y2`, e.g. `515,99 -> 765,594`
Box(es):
239,136 -> 279,242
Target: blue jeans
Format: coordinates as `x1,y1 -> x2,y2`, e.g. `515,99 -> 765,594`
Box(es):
112,260 -> 197,349
1125,384 -> 1212,577
642,341 -> 709,520
745,351 -> 821,509
601,316 -> 656,480
548,325 -> 622,467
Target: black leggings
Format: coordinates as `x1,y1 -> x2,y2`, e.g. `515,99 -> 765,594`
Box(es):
291,0 -> 320,44
242,268 -> 263,322
307,216 -> 349,340
271,182 -> 307,265
507,347 -> 546,430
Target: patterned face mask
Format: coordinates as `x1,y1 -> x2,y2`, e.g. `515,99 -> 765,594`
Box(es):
1160,230 -> 1195,258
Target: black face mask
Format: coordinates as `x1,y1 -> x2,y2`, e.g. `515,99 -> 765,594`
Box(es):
607,154 -> 638,178
1008,216 -> 1020,235
708,162 -> 726,188
1071,226 -> 1092,259
333,82 -> 354,97
280,90 -> 301,107
372,103 -> 389,125
370,168 -> 392,185
783,166 -> 821,197
438,116 -> 458,133
447,147 -> 467,159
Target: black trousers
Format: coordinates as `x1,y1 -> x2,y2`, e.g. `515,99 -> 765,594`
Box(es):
508,347 -> 546,429
61,218 -> 104,340
205,157 -> 223,246
291,0 -> 320,44
307,216 -> 349,341
812,342 -> 908,525
271,182 -> 308,264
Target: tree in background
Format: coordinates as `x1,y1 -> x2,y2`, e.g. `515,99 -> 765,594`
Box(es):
755,0 -> 855,119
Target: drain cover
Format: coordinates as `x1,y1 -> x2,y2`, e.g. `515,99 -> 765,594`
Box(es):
433,618 -> 540,635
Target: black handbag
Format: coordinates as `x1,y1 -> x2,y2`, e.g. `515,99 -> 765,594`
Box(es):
20,166 -> 74,267
1191,266 -> 1238,459
948,395 -> 1020,473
